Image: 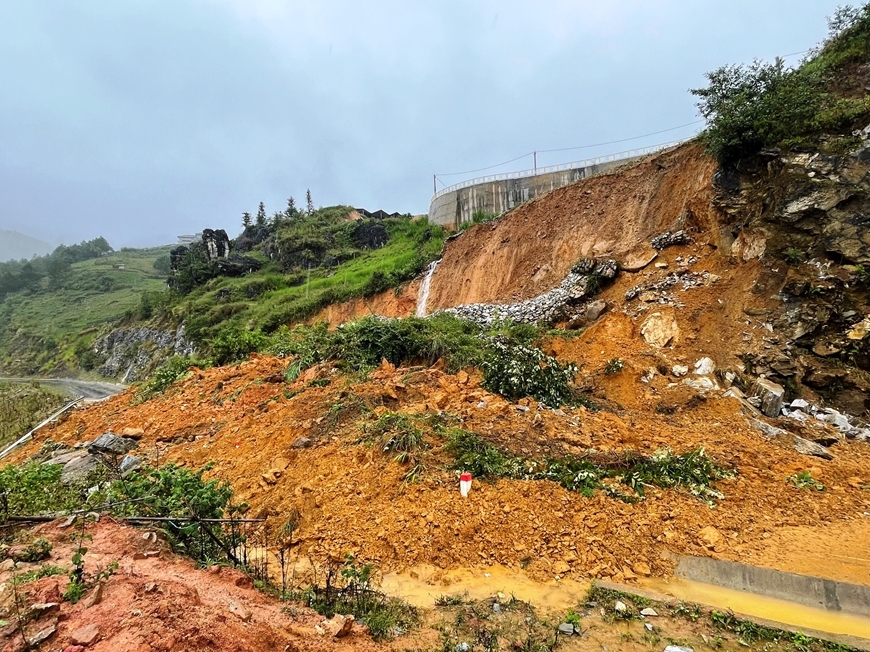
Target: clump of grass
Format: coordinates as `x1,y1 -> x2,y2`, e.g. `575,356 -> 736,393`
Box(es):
135,355 -> 198,402
604,358 -> 624,375
446,429 -> 733,504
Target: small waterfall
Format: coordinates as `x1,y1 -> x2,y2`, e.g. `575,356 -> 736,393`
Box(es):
416,259 -> 441,317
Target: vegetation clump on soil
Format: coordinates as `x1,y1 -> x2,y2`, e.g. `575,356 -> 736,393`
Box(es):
444,428 -> 732,504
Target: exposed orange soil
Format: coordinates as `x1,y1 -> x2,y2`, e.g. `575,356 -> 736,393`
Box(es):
0,520 -> 384,652
11,348 -> 870,587
425,142 -> 719,310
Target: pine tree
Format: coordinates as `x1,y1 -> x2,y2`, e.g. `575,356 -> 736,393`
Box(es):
242,212 -> 252,229
256,202 -> 267,227
285,197 -> 297,219
305,189 -> 314,215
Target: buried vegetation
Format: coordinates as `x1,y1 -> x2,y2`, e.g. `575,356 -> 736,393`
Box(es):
364,411 -> 734,504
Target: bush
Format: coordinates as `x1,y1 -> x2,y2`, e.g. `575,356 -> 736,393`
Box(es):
209,327 -> 267,365
482,339 -> 578,407
692,6 -> 870,164
0,462 -> 101,517
136,355 -> 196,402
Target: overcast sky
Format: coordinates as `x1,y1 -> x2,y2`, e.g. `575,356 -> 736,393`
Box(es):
0,1 -> 847,248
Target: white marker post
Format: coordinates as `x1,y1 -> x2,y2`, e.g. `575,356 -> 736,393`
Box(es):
460,472 -> 472,497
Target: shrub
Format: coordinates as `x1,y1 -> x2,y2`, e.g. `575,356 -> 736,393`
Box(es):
136,355 -> 197,402
209,327 -> 267,365
482,339 -> 578,407
692,6 -> 870,164
0,462 -> 97,517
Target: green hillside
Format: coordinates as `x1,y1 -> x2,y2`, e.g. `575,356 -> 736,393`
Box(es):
0,247 -> 171,375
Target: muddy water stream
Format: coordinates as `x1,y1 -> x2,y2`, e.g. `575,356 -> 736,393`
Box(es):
380,564 -> 870,641
639,576 -> 870,640
381,564 -> 588,610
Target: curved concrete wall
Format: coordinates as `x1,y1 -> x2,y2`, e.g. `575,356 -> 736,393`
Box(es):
429,155 -> 644,229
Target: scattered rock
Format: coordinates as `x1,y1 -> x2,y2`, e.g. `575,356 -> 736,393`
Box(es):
88,433 -> 139,457
120,427 -> 145,439
641,311 -> 679,348
640,607 -> 659,617
228,600 -> 252,623
792,436 -> 834,461
291,437 -> 312,449
119,455 -> 142,474
492,603 -> 501,614
683,377 -> 718,393
664,646 -> 694,652
70,624 -> 101,646
698,525 -> 722,547
751,378 -> 785,418
672,365 -> 689,377
29,602 -> 60,616
557,623 -> 575,635
28,623 -> 57,646
632,562 -> 651,577
614,600 -> 627,612
323,614 -> 354,638
60,455 -> 100,485
693,357 -> 716,375
651,230 -> 689,250
63,646 -> 85,652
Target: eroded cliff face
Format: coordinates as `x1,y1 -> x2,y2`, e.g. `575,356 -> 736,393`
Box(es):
424,143 -> 721,310
94,326 -> 196,383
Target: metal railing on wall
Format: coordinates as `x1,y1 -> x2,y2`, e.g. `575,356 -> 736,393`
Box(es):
431,138 -> 690,201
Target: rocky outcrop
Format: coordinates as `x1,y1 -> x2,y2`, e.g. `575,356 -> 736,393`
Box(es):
94,326 -> 195,382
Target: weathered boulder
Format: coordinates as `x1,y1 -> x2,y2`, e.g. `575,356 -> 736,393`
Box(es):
88,433 -> 139,457
640,311 -> 679,348
751,378 -> 785,418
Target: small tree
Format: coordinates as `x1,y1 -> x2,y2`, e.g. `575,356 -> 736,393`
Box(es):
305,189 -> 314,215
256,202 -> 267,227
285,197 -> 298,220
241,212 -> 252,229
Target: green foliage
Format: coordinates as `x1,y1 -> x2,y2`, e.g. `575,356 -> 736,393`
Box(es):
789,470 -> 825,491
170,213 -> 447,345
0,462 -> 98,517
113,463 -> 240,565
15,537 -> 52,563
209,327 -> 267,365
11,564 -> 65,586
446,430 -> 732,503
604,358 -> 624,375
783,247 -> 807,264
692,6 -> 870,164
135,355 -> 197,402
482,339 -> 578,408
0,246 -> 171,375
300,554 -> 418,641
64,519 -> 118,604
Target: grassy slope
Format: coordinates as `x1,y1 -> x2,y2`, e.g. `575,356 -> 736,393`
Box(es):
178,216 -> 446,342
0,247 -> 171,374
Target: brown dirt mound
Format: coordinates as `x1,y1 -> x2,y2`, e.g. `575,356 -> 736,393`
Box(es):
0,520 -> 382,652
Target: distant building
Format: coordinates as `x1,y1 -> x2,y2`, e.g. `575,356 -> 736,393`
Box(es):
177,233 -> 202,245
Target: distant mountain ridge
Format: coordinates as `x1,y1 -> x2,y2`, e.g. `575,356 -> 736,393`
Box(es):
0,229 -> 54,262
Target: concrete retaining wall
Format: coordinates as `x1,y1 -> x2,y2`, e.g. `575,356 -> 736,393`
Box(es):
428,156 -> 641,229
675,555 -> 870,616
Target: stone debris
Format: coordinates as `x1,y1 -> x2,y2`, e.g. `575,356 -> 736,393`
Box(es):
672,365 -> 689,377
641,311 -> 680,348
70,624 -> 101,646
650,230 -> 690,250
625,270 -> 715,304
693,357 -> 716,375
557,623 -> 576,635
28,622 -> 57,646
640,607 -> 659,617
442,259 -> 618,326
322,613 -> 354,638
614,600 -> 627,612
664,646 -> 694,652
751,378 -> 785,418
228,600 -> 252,623
88,433 -> 139,457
